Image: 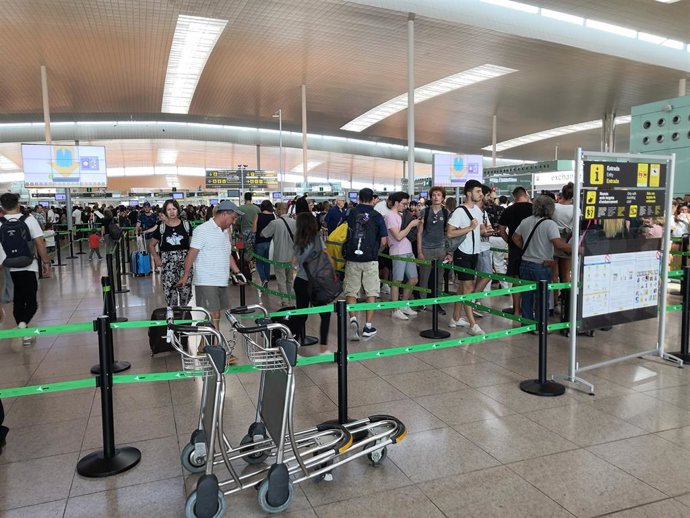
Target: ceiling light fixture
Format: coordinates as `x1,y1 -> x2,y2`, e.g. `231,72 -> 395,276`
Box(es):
341,64 -> 517,132
161,15 -> 228,114
655,0 -> 682,3
482,115 -> 631,152
540,8 -> 583,25
480,0 -> 539,14
585,19 -> 637,38
0,155 -> 19,171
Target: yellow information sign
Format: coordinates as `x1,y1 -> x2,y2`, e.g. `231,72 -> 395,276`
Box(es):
637,164 -> 649,187
586,191 -> 596,205
650,164 -> 661,188
589,164 -> 604,185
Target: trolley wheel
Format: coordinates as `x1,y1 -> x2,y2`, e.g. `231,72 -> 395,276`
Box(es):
181,442 -> 207,473
313,459 -> 334,483
240,433 -> 269,465
257,478 -> 294,514
367,446 -> 388,466
185,489 -> 225,518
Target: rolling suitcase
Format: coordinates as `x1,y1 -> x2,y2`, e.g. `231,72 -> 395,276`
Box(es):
132,235 -> 152,276
148,306 -> 192,355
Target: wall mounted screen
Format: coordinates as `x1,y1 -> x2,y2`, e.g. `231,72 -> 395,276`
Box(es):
432,154 -> 483,187
22,144 -> 107,188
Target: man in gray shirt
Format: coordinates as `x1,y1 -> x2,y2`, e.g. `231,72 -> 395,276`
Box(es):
261,202 -> 296,307
512,195 -> 571,321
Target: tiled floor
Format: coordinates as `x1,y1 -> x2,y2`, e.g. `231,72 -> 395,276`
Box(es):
2,256 -> 690,517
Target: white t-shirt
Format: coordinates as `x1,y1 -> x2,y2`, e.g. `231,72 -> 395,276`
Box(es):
552,203 -> 574,233
448,204 -> 483,255
189,218 -> 231,287
0,213 -> 44,273
72,208 -> 82,224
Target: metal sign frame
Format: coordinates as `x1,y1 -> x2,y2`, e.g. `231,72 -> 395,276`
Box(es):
553,149 -> 680,394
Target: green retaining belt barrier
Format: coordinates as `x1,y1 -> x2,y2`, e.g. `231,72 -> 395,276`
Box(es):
440,262 -> 532,286
247,280 -> 297,299
378,252 -> 431,265
380,279 -> 431,294
246,250 -> 292,269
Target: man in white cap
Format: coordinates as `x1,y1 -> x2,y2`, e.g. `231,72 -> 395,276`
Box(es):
178,200 -> 246,361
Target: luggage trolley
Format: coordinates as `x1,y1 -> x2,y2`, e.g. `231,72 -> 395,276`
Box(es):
173,306 -> 407,517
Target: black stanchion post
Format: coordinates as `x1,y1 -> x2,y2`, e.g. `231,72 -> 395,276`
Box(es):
113,242 -> 129,294
519,280 -> 565,397
670,265 -> 690,362
79,315 -> 140,477
420,259 -> 451,339
76,228 -> 86,255
119,236 -> 128,276
443,265 -> 450,295
92,277 -> 131,374
681,235 -> 689,297
125,231 -> 132,270
239,248 -> 247,307
67,229 -> 77,259
55,232 -> 65,267
105,254 -> 128,322
336,299 -> 349,424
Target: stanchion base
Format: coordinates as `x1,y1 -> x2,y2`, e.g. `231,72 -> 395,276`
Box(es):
76,252 -> 86,255
91,360 -> 131,375
519,379 -> 566,397
77,446 -> 141,478
420,329 -> 451,339
114,289 -> 130,294
668,351 -> 690,363
302,335 -> 319,346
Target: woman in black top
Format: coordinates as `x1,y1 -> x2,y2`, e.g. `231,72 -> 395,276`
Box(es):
148,199 -> 193,305
253,200 -> 276,288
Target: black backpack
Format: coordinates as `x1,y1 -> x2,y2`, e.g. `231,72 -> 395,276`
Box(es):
0,215 -> 35,268
343,208 -> 379,262
304,241 -> 342,305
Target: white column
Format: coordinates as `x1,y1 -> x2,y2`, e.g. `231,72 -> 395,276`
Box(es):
41,65 -> 51,144
491,114 -> 497,167
680,78 -> 687,97
601,112 -> 616,153
301,85 -> 308,187
407,12 -> 415,195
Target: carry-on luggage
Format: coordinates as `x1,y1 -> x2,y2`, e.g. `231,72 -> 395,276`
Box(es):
148,307 -> 191,355
132,235 -> 152,277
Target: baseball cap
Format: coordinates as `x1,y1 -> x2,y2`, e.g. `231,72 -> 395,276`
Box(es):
216,200 -> 244,215
143,202 -> 151,207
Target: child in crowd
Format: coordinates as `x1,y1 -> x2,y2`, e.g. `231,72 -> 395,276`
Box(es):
88,230 -> 103,260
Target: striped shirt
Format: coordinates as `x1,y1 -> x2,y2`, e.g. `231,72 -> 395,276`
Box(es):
189,218 -> 231,287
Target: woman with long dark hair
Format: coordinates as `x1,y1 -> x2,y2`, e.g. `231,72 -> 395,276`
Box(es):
292,212 -> 332,354
148,199 -> 193,305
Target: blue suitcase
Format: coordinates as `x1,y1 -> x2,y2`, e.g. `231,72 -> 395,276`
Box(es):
132,251 -> 151,276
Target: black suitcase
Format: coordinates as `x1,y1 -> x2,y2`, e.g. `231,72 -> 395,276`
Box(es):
148,307 -> 192,355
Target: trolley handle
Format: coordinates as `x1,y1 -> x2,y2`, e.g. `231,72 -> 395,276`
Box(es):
232,321 -> 293,339
227,304 -> 269,316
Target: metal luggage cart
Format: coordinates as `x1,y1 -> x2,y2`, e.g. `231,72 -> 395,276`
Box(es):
178,304 -> 408,517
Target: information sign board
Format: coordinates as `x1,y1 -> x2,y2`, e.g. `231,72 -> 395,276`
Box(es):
433,154 -> 483,187
205,169 -> 278,189
583,161 -> 666,188
582,189 -> 665,220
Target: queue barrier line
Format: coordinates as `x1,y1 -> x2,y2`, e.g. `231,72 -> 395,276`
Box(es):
378,252 -> 431,265
0,319 -> 201,340
440,262 -> 532,286
380,279 -> 431,294
247,280 -> 297,299
246,250 -> 292,269
464,300 -> 535,325
348,283 -> 537,312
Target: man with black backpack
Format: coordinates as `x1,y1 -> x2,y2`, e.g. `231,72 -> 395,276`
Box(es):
0,193 -> 51,347
343,188 -> 388,340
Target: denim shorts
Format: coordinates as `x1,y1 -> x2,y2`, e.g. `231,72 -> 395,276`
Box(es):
391,253 -> 418,282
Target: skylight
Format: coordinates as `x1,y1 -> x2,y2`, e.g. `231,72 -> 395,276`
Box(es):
480,0 -> 539,14
341,64 -> 517,132
482,115 -> 631,152
0,155 -> 19,171
157,149 -> 178,165
161,15 -> 228,114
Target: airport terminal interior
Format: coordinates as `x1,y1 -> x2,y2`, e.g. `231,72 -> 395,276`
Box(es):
2,0 -> 690,517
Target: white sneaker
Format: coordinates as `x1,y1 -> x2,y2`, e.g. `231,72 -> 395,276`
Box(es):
468,324 -> 485,336
380,284 -> 391,295
349,318 -> 360,341
392,309 -> 409,320
448,317 -> 470,328
401,306 -> 417,316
